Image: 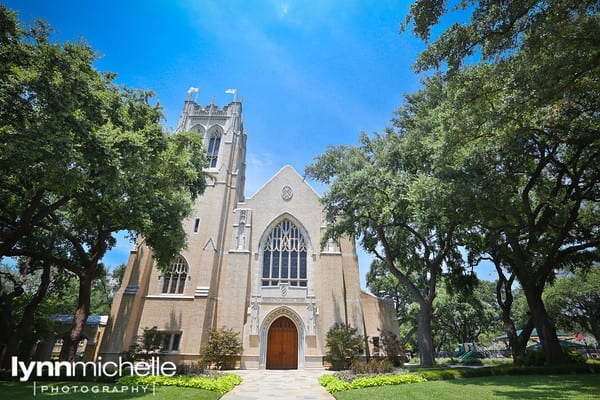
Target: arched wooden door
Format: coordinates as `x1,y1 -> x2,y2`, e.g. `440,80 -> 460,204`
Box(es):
266,316 -> 298,369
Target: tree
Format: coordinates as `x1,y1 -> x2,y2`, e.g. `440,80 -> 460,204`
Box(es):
0,6 -> 209,364
433,281 -> 501,349
42,264 -> 120,316
0,5 -> 106,261
404,0 -> 600,364
111,264 -> 127,289
467,235 -> 534,359
0,259 -> 54,363
0,6 -> 116,365
307,128 -> 473,367
48,125 -> 207,362
0,255 -> 123,364
544,267 -> 600,342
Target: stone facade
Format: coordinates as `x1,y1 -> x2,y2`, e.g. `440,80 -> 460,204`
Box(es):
99,95 -> 398,369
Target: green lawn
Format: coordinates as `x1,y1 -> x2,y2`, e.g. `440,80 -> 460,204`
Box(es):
333,374 -> 600,400
0,381 -> 221,399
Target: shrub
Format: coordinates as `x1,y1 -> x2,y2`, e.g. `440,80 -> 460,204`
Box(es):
319,373 -> 426,393
117,373 -> 242,394
319,374 -> 351,393
350,358 -> 395,375
516,349 -> 588,367
379,329 -> 405,366
176,361 -> 208,375
515,349 -> 545,366
201,327 -> 243,370
124,326 -> 165,362
416,364 -> 600,381
564,350 -> 586,364
324,323 -> 364,370
350,374 -> 426,389
460,357 -> 484,366
416,369 -> 463,381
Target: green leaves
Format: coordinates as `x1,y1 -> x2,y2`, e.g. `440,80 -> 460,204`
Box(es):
402,0 -> 599,365
0,6 -> 210,363
406,0 -> 600,73
319,372 -> 427,393
324,323 -> 364,370
200,327 -> 243,370
117,374 -> 243,394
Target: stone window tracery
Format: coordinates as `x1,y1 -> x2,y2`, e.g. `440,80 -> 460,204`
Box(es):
161,256 -> 188,294
207,129 -> 221,168
262,219 -> 307,287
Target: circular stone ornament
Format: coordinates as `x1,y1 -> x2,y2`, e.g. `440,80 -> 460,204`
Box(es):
281,185 -> 293,201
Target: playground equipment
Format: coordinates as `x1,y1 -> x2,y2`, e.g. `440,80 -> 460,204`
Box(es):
454,342 -> 490,361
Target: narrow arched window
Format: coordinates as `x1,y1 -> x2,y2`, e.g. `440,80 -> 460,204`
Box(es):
262,219 -> 307,287
161,256 -> 188,294
207,130 -> 221,168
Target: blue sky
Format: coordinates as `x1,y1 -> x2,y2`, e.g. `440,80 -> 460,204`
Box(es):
5,1 -> 497,285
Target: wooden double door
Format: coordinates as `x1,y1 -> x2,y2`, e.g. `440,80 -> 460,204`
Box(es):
266,316 -> 298,369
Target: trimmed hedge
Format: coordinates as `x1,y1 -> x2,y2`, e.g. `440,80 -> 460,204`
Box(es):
417,363 -> 600,381
319,373 -> 426,393
320,363 -> 600,393
117,373 -> 242,394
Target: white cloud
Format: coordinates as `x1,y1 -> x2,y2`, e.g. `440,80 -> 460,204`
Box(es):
279,3 -> 289,18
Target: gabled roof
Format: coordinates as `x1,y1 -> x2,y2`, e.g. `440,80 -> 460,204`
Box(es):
247,164 -> 320,200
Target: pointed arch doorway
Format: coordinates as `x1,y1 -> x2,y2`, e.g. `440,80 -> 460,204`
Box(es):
266,316 -> 298,369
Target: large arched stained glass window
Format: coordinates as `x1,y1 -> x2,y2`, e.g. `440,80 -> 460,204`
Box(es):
207,130 -> 221,168
161,256 -> 188,294
262,219 -> 307,287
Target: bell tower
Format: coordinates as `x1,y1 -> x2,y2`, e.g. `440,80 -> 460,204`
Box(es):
174,90 -> 248,343
98,90 -> 250,363
176,89 -> 246,203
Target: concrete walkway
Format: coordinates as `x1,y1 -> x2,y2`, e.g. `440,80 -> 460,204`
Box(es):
221,369 -> 334,400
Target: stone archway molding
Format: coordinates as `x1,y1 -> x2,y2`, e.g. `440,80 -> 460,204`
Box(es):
259,306 -> 305,369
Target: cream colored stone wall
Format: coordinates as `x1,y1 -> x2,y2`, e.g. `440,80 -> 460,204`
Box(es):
361,291 -> 400,357
99,99 -> 398,369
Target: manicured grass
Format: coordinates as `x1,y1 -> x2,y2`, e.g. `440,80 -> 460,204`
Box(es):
0,381 -> 222,399
332,374 -> 600,400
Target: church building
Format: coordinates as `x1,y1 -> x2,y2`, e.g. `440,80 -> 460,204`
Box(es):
99,93 -> 398,369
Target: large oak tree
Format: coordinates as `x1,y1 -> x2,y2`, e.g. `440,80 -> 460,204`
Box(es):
0,6 -> 208,364
404,0 -> 600,364
306,128 -> 472,367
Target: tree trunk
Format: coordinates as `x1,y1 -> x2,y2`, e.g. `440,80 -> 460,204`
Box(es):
0,290 -> 17,369
494,268 -> 533,360
16,263 -> 52,361
59,270 -> 93,361
417,300 -> 435,367
523,283 -> 566,365
505,317 -> 534,360
0,272 -> 25,369
590,318 -> 600,344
